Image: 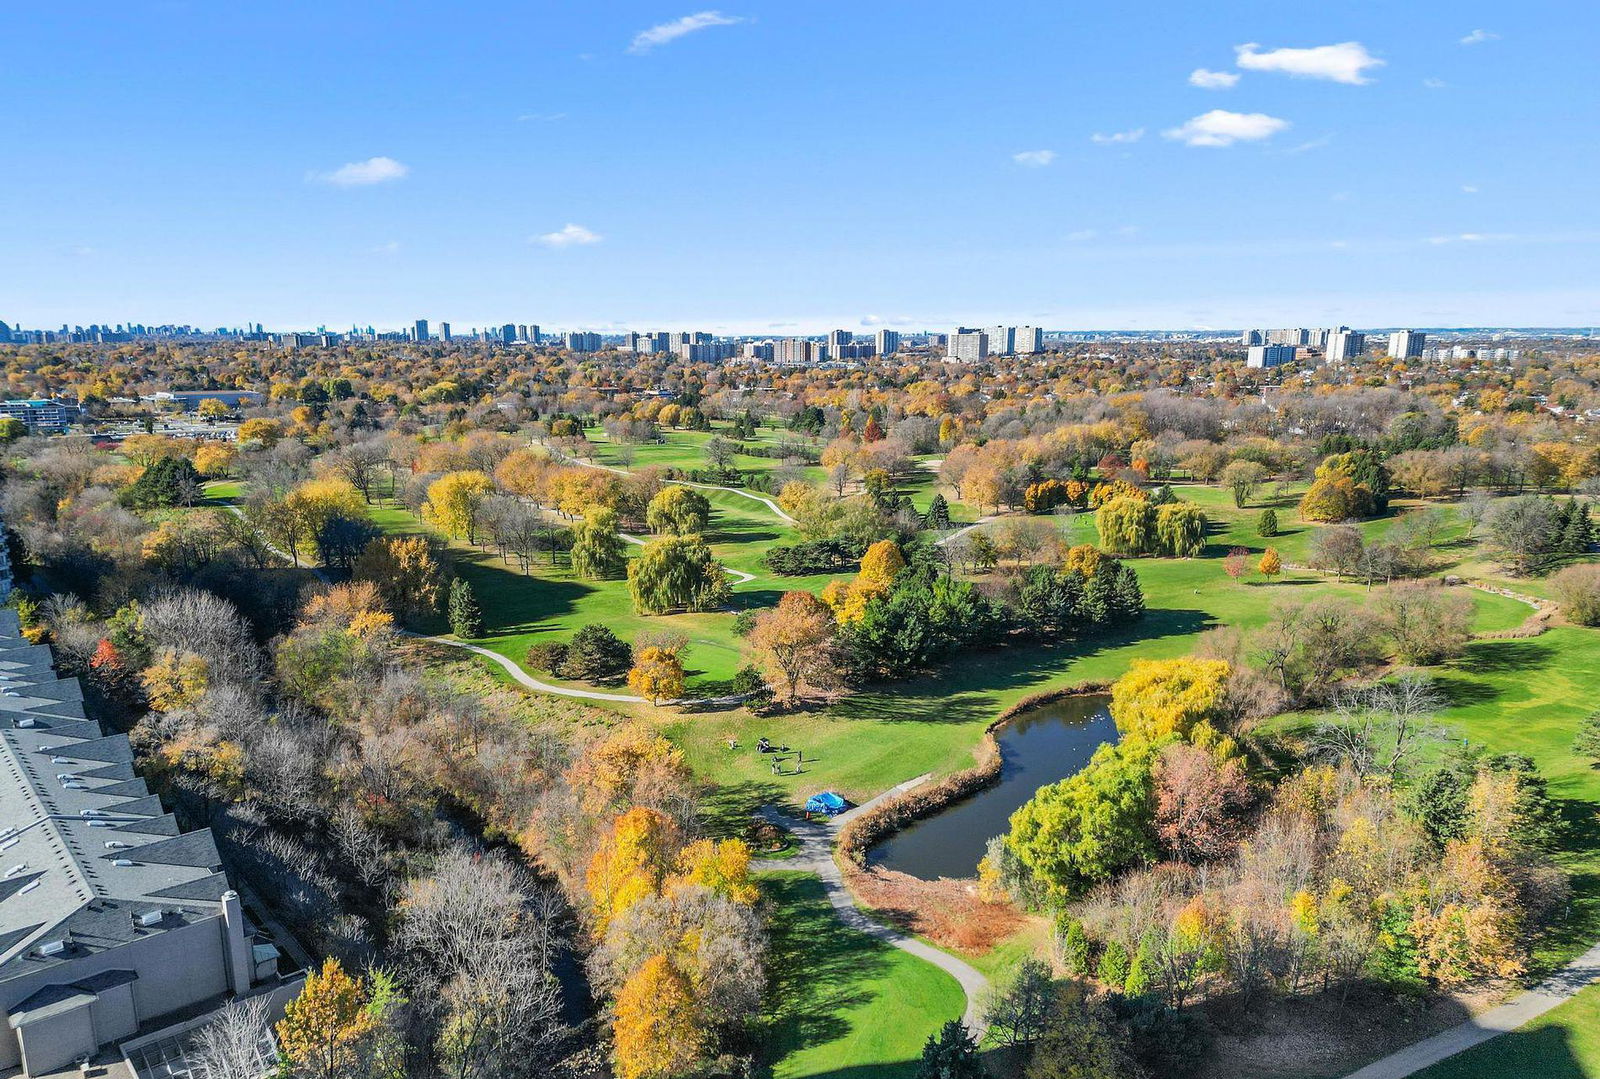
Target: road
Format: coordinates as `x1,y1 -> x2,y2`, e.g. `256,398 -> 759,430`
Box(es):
1343,937 -> 1600,1079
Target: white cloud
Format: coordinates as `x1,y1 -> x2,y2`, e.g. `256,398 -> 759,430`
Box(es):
1461,184 -> 1479,194
1234,41 -> 1384,84
1012,149 -> 1056,167
628,11 -> 744,53
373,240 -> 401,254
314,156 -> 409,186
534,223 -> 603,248
1162,110 -> 1290,147
1422,78 -> 1448,89
1090,128 -> 1145,145
1460,29 -> 1499,45
1189,68 -> 1240,90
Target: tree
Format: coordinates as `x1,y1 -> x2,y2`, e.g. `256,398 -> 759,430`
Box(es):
1095,497 -> 1155,555
916,1020 -> 984,1079
612,954 -> 709,1079
562,623 -> 633,680
1110,657 -> 1230,741
1154,502 -> 1207,557
1221,459 -> 1270,508
276,958 -> 378,1079
120,456 -> 204,509
1257,547 -> 1282,579
586,807 -> 682,934
1574,712 -> 1600,766
425,470 -> 496,542
1299,473 -> 1364,522
748,591 -> 838,700
627,535 -> 730,614
628,646 -> 685,704
0,417 -> 25,443
924,492 -> 953,531
1551,563 -> 1600,625
236,417 -> 283,446
1153,742 -> 1251,863
1257,507 -> 1279,537
449,577 -> 484,638
352,535 -> 447,623
572,508 -> 628,579
646,486 -> 711,535
1378,581 -> 1474,664
186,995 -> 273,1079
1025,992 -> 1137,1079
982,958 -> 1056,1050
1313,673 -> 1447,780
1308,523 -> 1366,578
1222,547 -> 1250,583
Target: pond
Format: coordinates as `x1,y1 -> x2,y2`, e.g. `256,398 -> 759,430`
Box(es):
867,694 -> 1116,880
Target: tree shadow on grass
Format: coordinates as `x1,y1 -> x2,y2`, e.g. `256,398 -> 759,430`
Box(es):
698,778 -> 786,837
1430,673 -> 1502,708
755,875 -> 900,1079
1452,638 -> 1557,674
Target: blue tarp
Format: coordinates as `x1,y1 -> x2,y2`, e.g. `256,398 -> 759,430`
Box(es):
806,791 -> 847,815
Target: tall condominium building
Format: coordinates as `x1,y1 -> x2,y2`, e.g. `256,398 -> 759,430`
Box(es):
1265,328 -> 1309,347
1247,344 -> 1297,369
439,322 -> 451,342
498,324 -> 516,345
874,329 -> 901,356
1241,329 -> 1264,346
1015,326 -> 1043,354
986,325 -> 1016,355
826,329 -> 851,353
517,324 -> 529,342
1326,330 -> 1367,364
565,331 -> 601,352
774,339 -> 822,366
1387,330 -> 1426,359
528,324 -> 542,344
949,330 -> 989,363
742,341 -> 775,361
413,319 -> 429,342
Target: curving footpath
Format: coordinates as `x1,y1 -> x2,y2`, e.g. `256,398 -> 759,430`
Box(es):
1343,937 -> 1600,1079
545,445 -> 798,524
757,804 -> 990,1039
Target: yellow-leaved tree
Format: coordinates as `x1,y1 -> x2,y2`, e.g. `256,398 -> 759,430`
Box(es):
668,838 -> 759,906
276,957 -> 378,1079
586,807 -> 682,936
627,646 -> 685,705
612,954 -> 708,1079
1109,657 -> 1231,742
822,539 -> 904,624
422,470 -> 495,543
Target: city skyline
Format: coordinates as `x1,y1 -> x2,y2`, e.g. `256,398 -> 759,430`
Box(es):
3,3 -> 1597,331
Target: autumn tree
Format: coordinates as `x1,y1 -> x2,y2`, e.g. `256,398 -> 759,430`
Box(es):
821,538 -> 904,623
1095,496 -> 1155,556
571,508 -> 628,579
1152,743 -> 1252,863
1154,502 -> 1207,557
627,646 -> 685,705
612,954 -> 709,1079
747,591 -> 838,700
1222,546 -> 1250,583
1257,547 -> 1282,579
425,470 -> 496,543
627,535 -> 729,614
352,535 -> 447,623
276,958 -> 379,1079
1220,459 -> 1269,508
586,807 -> 683,935
646,486 -> 711,535
1109,657 -> 1231,742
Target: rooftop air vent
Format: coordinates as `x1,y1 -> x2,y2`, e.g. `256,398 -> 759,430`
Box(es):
136,910 -> 163,927
15,718 -> 34,728
85,821 -> 110,828
103,841 -> 130,849
78,810 -> 104,818
18,880 -> 40,894
4,863 -> 25,878
111,859 -> 134,867
37,940 -> 67,957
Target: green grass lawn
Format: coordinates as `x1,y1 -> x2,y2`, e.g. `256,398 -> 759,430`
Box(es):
1413,982 -> 1600,1079
759,872 -> 964,1079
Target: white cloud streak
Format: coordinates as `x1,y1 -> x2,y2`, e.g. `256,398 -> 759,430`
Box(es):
1235,41 -> 1384,84
1090,128 -> 1145,145
1189,68 -> 1240,89
628,11 -> 744,53
1460,29 -> 1499,45
534,223 -> 603,248
1012,149 -> 1056,167
313,156 -> 409,187
1163,110 -> 1289,147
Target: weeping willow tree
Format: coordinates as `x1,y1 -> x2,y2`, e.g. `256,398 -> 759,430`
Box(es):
626,535 -> 730,614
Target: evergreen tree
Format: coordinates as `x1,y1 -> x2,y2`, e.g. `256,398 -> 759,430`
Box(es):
1562,502 -> 1592,554
924,493 -> 953,531
1257,507 -> 1279,537
448,578 -> 483,638
916,1020 -> 983,1079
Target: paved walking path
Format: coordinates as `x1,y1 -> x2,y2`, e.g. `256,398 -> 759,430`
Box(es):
1343,937 -> 1600,1079
617,528 -> 758,583
547,445 -> 798,523
757,804 -> 990,1038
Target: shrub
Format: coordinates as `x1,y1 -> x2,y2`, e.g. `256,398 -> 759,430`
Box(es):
1551,563 -> 1600,625
525,642 -> 569,673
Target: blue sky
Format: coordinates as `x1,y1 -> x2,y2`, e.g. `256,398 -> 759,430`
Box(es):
2,1 -> 1596,333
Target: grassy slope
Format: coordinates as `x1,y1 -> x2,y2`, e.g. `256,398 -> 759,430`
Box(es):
760,872 -> 964,1079
1414,982 -> 1600,1079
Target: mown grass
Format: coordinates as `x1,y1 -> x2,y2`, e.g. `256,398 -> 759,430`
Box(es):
758,872 -> 964,1079
1413,981 -> 1600,1079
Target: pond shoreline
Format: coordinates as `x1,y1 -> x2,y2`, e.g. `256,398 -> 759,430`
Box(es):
838,681 -> 1112,868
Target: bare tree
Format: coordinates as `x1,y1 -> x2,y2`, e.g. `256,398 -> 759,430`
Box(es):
1313,673 -> 1448,780
187,994 -> 273,1079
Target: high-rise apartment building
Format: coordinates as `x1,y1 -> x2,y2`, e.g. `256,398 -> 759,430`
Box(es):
439,322 -> 451,342
499,324 -> 517,345
1247,344 -> 1296,368
827,329 -> 851,353
1015,326 -> 1043,354
1241,329 -> 1264,346
413,319 -> 429,342
949,330 -> 989,363
986,325 -> 1016,355
1387,330 -> 1426,359
875,329 -> 901,356
1326,330 -> 1367,364
565,331 -> 601,352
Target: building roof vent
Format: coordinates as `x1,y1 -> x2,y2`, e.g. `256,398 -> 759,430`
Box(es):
37,940 -> 67,957
111,859 -> 134,868
136,910 -> 163,927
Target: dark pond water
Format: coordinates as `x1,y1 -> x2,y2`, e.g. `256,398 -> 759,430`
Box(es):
868,694 -> 1116,880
